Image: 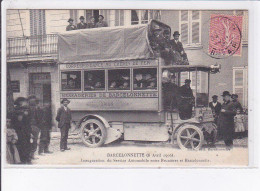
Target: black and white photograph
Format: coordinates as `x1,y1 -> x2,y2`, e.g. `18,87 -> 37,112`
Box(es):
3,7 -> 249,167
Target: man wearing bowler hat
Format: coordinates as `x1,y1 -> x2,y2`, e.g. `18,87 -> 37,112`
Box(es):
77,16 -> 88,30
56,98 -> 72,151
66,18 -> 77,31
209,95 -> 222,123
170,31 -> 188,61
217,91 -> 236,148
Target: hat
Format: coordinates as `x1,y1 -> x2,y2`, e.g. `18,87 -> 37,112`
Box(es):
231,94 -> 238,98
79,16 -> 85,20
173,31 -> 180,36
212,95 -> 218,99
153,25 -> 161,31
221,91 -> 231,97
14,97 -> 27,106
28,95 -> 37,100
68,18 -> 74,22
98,15 -> 104,19
61,98 -> 70,104
185,79 -> 191,83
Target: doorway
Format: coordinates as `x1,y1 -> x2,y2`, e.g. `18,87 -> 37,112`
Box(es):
29,73 -> 51,107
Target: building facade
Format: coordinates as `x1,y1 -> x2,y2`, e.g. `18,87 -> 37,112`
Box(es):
6,9 -> 248,130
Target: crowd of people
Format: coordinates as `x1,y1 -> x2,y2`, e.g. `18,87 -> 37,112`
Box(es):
66,15 -> 108,31
6,95 -> 53,164
149,28 -> 189,65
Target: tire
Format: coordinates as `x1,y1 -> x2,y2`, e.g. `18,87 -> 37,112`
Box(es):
176,124 -> 204,150
80,119 -> 107,148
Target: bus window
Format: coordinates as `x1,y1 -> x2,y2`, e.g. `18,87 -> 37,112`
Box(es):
84,70 -> 105,91
108,69 -> 130,90
61,71 -> 81,91
133,68 -> 157,90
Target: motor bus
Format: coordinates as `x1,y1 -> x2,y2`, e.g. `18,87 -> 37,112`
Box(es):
57,20 -> 220,150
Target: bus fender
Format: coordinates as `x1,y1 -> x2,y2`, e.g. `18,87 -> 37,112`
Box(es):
78,114 -> 121,145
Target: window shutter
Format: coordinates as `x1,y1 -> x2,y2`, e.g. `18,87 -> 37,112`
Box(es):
181,10 -> 188,21
181,23 -> 188,44
120,10 -> 124,26
30,10 -> 46,36
192,22 -> 200,43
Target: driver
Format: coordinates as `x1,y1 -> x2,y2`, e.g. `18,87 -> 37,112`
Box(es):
178,79 -> 194,120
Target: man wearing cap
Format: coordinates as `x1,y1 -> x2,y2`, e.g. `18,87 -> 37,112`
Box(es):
77,16 -> 88,30
170,31 -> 188,61
217,91 -> 236,148
95,15 -> 108,28
56,98 -> 72,152
66,18 -> 77,31
231,94 -> 243,113
178,79 -> 194,120
209,95 -> 222,123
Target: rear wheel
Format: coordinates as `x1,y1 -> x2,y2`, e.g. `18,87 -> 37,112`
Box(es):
176,124 -> 204,150
80,119 -> 107,148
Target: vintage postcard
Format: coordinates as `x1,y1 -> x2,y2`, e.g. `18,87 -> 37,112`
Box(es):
2,7 -> 249,167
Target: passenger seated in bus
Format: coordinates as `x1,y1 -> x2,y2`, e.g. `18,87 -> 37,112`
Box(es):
88,16 -> 96,28
109,81 -> 117,89
134,74 -> 145,89
162,74 -> 179,111
178,79 -> 194,120
119,81 -> 129,90
63,78 -> 76,90
84,73 -> 96,90
147,81 -> 156,89
94,81 -> 102,89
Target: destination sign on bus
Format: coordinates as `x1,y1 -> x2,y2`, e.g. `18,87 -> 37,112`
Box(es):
59,59 -> 158,70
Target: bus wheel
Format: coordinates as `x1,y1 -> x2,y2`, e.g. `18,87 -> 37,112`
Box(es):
80,119 -> 107,148
176,124 -> 204,150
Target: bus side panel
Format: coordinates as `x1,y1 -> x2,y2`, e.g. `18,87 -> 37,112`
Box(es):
72,111 -> 165,124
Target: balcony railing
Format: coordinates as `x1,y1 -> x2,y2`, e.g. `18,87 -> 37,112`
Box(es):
7,34 -> 58,61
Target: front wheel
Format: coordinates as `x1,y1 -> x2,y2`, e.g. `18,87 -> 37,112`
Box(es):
176,124 -> 204,150
80,119 -> 107,148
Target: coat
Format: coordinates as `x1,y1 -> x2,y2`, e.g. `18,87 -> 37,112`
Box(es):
40,106 -> 52,130
209,101 -> 222,116
77,22 -> 88,29
217,100 -> 236,141
170,40 -> 185,54
56,106 -> 72,128
95,21 -> 108,28
66,25 -> 77,31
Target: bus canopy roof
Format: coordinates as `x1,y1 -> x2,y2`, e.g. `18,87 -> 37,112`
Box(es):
58,24 -> 153,63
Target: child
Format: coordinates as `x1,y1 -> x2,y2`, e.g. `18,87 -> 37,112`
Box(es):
6,114 -> 21,164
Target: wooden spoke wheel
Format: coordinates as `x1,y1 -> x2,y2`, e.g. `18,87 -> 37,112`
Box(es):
177,124 -> 204,150
80,119 -> 107,148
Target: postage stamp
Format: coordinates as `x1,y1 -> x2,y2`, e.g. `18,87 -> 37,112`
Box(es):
2,8 -> 249,167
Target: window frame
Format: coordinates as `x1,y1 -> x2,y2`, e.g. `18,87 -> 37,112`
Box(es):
107,68 -> 131,92
132,67 -> 158,91
83,69 -> 106,92
60,70 -> 83,92
131,10 -> 161,25
233,66 -> 248,108
179,10 -> 202,46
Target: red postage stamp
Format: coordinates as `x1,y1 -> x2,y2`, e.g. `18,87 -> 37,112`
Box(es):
209,14 -> 243,58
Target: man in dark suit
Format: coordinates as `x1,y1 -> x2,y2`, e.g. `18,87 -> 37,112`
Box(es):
170,31 -> 188,61
231,94 -> 243,113
66,18 -> 77,31
217,91 -> 236,148
209,95 -> 222,123
77,16 -> 88,30
178,79 -> 194,120
56,98 -> 72,152
95,15 -> 108,28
